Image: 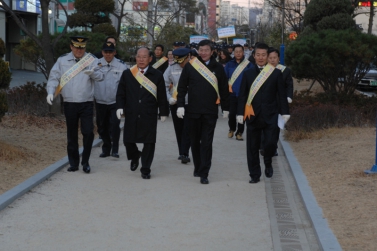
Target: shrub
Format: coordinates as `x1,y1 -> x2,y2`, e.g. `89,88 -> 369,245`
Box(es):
6,82 -> 49,116
0,90 -> 8,122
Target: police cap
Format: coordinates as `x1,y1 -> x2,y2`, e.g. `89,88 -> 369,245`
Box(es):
70,36 -> 88,48
102,42 -> 116,51
172,48 -> 191,63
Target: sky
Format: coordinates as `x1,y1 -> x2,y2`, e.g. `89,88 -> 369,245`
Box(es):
229,0 -> 264,8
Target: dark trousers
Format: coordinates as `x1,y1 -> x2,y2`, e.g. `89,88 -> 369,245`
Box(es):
125,142 -> 155,175
95,102 -> 120,154
170,104 -> 191,156
189,114 -> 217,178
228,95 -> 244,134
246,116 -> 279,179
64,101 -> 94,167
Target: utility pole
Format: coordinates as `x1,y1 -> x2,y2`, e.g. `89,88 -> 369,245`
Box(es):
280,0 -> 285,65
147,0 -> 153,48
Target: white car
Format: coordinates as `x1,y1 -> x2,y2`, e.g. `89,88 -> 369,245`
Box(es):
358,65 -> 377,89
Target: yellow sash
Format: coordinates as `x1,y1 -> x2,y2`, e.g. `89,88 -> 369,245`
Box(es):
172,84 -> 178,99
228,58 -> 249,93
189,57 -> 220,104
276,64 -> 286,72
152,57 -> 168,69
54,53 -> 96,97
130,66 -> 157,99
244,64 -> 275,120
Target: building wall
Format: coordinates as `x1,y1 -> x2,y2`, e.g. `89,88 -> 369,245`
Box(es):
0,11 -> 6,60
354,7 -> 377,35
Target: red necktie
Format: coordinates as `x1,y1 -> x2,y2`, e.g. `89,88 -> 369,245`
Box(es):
140,70 -> 144,74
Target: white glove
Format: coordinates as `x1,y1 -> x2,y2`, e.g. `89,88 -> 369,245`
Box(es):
177,107 -> 185,119
46,94 -> 54,105
84,68 -> 94,75
169,97 -> 177,105
282,115 -> 291,124
160,116 -> 166,122
223,111 -> 229,119
287,97 -> 292,103
237,115 -> 244,124
116,109 -> 123,120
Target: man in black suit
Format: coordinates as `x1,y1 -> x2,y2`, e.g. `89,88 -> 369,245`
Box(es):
150,44 -> 169,74
116,47 -> 169,179
237,42 -> 290,184
177,39 -> 230,185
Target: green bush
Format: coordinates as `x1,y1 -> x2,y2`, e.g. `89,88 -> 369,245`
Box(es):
0,38 -> 5,58
0,90 -> 8,122
6,82 -> 48,116
287,91 -> 377,133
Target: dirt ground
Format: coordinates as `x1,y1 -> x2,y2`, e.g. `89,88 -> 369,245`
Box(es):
1,79 -> 376,250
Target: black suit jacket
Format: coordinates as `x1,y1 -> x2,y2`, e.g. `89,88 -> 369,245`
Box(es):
238,66 -> 289,125
116,67 -> 169,143
150,56 -> 169,74
177,56 -> 230,118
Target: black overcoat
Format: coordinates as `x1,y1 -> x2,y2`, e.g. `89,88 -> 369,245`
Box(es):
176,57 -> 230,118
237,67 -> 289,125
116,67 -> 169,143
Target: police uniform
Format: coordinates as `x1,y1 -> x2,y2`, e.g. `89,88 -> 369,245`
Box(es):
94,42 -> 128,158
46,36 -> 103,173
163,48 -> 191,163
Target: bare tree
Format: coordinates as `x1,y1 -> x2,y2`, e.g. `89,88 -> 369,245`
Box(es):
112,0 -> 132,38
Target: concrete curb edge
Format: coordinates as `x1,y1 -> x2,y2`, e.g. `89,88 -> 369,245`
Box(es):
280,136 -> 343,251
0,138 -> 103,212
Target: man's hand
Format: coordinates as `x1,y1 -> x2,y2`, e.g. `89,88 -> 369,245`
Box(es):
84,68 -> 94,75
237,115 -> 244,124
169,97 -> 177,105
46,94 -> 54,105
160,116 -> 167,122
116,109 -> 124,120
223,111 -> 229,119
177,107 -> 185,119
287,97 -> 292,103
282,115 -> 290,124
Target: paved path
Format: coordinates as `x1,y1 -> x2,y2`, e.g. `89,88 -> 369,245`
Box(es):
0,117 -> 332,250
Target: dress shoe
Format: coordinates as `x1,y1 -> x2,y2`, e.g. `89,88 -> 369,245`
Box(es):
67,166 -> 78,172
200,177 -> 209,184
228,130 -> 234,138
236,133 -> 243,141
193,172 -> 199,177
249,177 -> 260,183
111,153 -> 119,158
141,173 -> 151,179
130,151 -> 141,171
265,167 -> 273,178
178,155 -> 183,160
83,164 -> 91,174
99,153 -> 110,158
181,155 -> 190,164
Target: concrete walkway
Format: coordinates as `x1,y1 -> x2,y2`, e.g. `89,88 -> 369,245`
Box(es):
0,117 -> 340,250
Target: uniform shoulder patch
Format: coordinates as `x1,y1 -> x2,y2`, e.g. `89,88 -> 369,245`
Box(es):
117,59 -> 125,64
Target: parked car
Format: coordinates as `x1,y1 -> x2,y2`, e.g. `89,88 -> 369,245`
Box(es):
358,64 -> 377,89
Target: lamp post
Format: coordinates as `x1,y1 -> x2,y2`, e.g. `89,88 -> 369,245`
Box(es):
280,0 -> 285,65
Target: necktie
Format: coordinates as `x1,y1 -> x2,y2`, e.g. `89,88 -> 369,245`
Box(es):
107,64 -> 110,67
75,58 -> 80,63
140,70 -> 144,74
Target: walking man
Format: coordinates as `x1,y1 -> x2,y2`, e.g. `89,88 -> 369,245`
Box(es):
46,36 -> 103,173
95,42 -> 128,158
224,44 -> 254,141
164,47 -> 192,164
177,39 -> 230,184
237,42 -> 290,183
116,47 -> 169,179
150,44 -> 169,74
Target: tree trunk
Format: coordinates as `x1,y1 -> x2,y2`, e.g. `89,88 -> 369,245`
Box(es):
368,0 -> 375,34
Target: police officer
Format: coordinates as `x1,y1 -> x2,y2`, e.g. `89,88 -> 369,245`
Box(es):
46,36 -> 103,173
95,42 -> 128,159
164,48 -> 191,164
